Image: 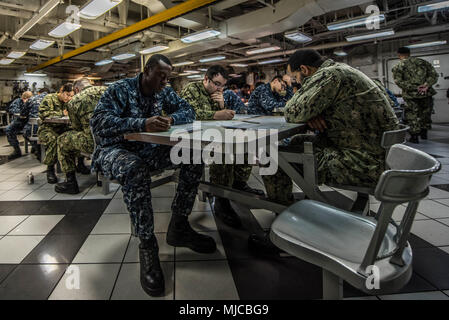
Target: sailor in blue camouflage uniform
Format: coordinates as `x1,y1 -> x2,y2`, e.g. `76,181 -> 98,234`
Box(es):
5,91 -> 33,160
246,76 -> 293,115
90,54 -> 216,297
21,88 -> 51,160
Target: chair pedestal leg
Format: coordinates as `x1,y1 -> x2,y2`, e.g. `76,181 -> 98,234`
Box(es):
322,269 -> 343,300
101,175 -> 110,195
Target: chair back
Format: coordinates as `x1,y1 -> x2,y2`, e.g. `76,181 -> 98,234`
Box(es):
358,144 -> 440,274
381,124 -> 409,151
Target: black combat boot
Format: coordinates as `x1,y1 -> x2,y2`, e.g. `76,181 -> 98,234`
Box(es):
46,165 -> 58,184
166,214 -> 216,253
55,171 -> 80,194
139,236 -> 165,296
408,134 -> 419,144
420,129 -> 428,140
76,157 -> 91,175
232,181 -> 265,196
213,197 -> 242,228
7,146 -> 22,160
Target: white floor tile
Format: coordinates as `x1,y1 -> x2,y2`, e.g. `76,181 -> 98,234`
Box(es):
82,186 -> 116,200
416,200 -> 449,219
439,246 -> 449,254
9,215 -> 63,235
411,220 -> 449,246
434,198 -> 449,207
0,189 -> 32,201
175,260 -> 239,300
154,212 -> 171,233
12,182 -> 46,191
51,187 -> 91,200
370,204 -> 429,222
49,264 -> 121,300
21,190 -> 57,201
91,214 -> 131,234
436,218 -> 449,227
427,187 -> 449,200
104,198 -> 128,214
0,235 -> 45,263
250,209 -> 276,230
0,216 -> 29,235
379,291 -> 449,300
153,197 -> 173,213
111,262 -> 174,300
124,234 -> 174,263
175,231 -> 226,262
73,234 -> 130,263
151,184 -> 176,198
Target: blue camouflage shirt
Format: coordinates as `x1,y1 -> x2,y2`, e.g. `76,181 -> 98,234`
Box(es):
21,92 -> 48,119
7,98 -> 23,114
246,83 -> 293,115
90,74 -> 195,164
223,89 -> 246,114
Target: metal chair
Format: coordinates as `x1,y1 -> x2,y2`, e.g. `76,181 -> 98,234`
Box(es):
270,144 -> 441,299
24,117 -> 39,154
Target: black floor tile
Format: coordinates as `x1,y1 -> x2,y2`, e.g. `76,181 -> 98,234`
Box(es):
21,234 -> 89,265
67,199 -> 111,215
50,212 -> 102,235
228,256 -> 322,300
0,264 -> 68,300
413,247 -> 449,290
408,234 -> 435,249
0,265 -> 16,284
432,184 -> 449,192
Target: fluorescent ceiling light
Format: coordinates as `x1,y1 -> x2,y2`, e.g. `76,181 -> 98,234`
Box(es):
7,51 -> 26,59
95,59 -> 114,66
346,29 -> 395,42
334,50 -> 348,56
284,31 -> 312,43
406,40 -> 447,48
187,74 -> 203,79
0,58 -> 14,65
229,74 -> 242,78
139,45 -> 169,55
181,29 -> 221,43
184,70 -> 200,74
418,1 -> 449,12
79,0 -> 123,19
258,59 -> 284,65
49,21 -> 82,38
230,63 -> 248,68
199,56 -> 226,63
111,53 -> 136,61
328,14 -> 385,31
247,46 -> 281,55
13,0 -> 60,40
172,61 -> 194,67
105,82 -> 114,85
24,72 -> 47,77
29,39 -> 55,50
198,68 -> 208,72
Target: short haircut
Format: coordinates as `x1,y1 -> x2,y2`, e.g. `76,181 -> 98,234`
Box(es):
60,83 -> 74,93
206,65 -> 228,80
73,77 -> 92,92
230,84 -> 238,90
288,49 -> 324,71
255,81 -> 265,88
271,75 -> 284,83
398,47 -> 411,55
145,54 -> 172,70
39,88 -> 50,94
22,91 -> 33,99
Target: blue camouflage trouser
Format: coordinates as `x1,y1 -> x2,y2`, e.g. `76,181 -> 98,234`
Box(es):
23,123 -> 39,149
97,144 -> 204,240
6,118 -> 27,148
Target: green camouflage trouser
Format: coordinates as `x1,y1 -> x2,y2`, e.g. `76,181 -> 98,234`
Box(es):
263,135 -> 383,205
404,97 -> 433,134
38,124 -> 70,166
57,130 -> 94,173
210,164 -> 252,187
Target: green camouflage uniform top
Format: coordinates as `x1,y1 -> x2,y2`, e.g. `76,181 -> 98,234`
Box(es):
180,81 -> 245,120
372,79 -> 396,108
284,59 -> 400,187
67,85 -> 107,135
392,57 -> 439,99
38,93 -> 69,129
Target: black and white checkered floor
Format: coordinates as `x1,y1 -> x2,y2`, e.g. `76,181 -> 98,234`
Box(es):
0,125 -> 449,300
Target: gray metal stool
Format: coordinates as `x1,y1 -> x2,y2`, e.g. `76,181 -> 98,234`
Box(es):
270,144 -> 440,299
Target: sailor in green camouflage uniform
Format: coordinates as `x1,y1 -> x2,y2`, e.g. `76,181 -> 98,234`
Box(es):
55,78 -> 107,194
180,65 -> 263,228
250,49 -> 400,255
392,47 -> 438,143
38,83 -> 75,184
